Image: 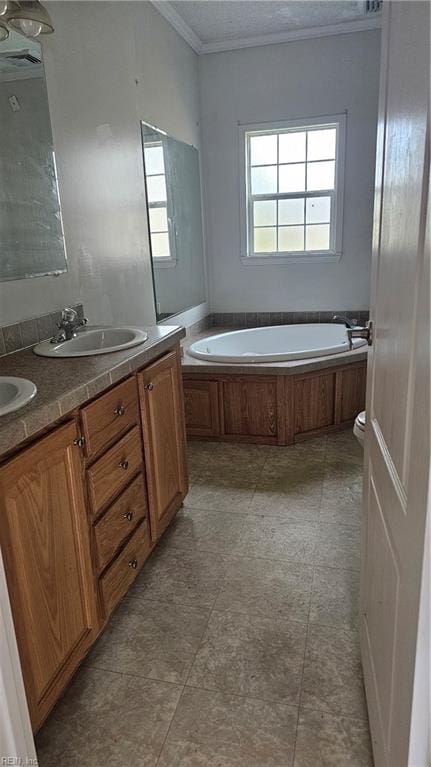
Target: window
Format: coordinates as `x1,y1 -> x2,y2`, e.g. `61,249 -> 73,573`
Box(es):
143,141 -> 175,264
240,115 -> 346,263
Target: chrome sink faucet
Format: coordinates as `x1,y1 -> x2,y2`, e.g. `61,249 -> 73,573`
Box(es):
51,307 -> 88,343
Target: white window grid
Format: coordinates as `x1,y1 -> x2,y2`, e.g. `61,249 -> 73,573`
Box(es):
143,140 -> 177,267
240,114 -> 346,264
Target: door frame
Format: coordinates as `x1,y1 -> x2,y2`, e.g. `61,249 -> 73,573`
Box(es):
360,1 -> 430,764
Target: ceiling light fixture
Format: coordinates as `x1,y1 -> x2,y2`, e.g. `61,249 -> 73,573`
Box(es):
6,1 -> 54,38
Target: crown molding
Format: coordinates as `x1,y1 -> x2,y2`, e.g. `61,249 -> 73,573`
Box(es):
150,1 -> 202,53
201,16 -> 382,54
150,3 -> 381,56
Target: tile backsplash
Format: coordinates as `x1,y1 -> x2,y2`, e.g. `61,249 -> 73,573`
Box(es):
209,310 -> 370,328
0,304 -> 84,356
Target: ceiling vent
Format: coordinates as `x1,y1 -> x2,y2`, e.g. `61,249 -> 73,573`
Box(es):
365,0 -> 383,14
0,49 -> 42,76
0,50 -> 41,66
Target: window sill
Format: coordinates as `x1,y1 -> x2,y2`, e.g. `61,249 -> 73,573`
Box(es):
241,252 -> 342,266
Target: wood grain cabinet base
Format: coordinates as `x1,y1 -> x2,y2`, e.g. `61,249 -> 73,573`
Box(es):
183,361 -> 367,445
99,523 -> 150,617
138,348 -> 188,541
0,341 -> 188,732
0,422 -> 98,731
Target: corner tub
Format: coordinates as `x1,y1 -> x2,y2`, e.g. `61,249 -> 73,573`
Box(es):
188,323 -> 367,364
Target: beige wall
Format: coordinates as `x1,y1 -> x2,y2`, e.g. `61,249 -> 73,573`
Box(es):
0,1 -> 206,326
199,30 -> 380,312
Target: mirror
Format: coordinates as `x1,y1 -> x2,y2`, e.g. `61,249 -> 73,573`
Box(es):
141,121 -> 205,321
0,31 -> 66,281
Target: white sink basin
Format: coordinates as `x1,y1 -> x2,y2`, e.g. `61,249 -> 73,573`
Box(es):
0,377 -> 37,416
33,327 -> 148,358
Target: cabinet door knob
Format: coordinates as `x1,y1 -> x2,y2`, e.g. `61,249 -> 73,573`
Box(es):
144,383 -> 154,391
73,436 -> 85,448
119,460 -> 129,470
128,559 -> 138,569
123,511 -> 133,522
114,404 -> 126,416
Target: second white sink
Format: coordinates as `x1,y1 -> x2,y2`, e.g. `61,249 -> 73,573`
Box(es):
0,377 -> 37,415
33,327 -> 148,358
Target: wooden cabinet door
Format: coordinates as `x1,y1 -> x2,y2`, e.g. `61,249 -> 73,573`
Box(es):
183,379 -> 220,438
138,348 -> 188,541
0,421 -> 97,731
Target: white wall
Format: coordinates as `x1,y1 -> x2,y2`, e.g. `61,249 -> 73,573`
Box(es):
0,1 -> 207,327
199,30 -> 380,312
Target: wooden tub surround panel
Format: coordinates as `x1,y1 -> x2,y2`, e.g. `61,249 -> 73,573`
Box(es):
0,342 -> 188,732
183,361 -> 367,445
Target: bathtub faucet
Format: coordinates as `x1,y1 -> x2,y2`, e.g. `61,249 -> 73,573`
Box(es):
333,314 -> 373,350
332,314 -> 358,329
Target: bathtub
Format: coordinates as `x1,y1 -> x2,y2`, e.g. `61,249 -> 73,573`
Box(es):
188,323 -> 367,363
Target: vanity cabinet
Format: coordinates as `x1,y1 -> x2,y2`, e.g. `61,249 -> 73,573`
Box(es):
138,348 -> 188,540
0,421 -> 98,731
0,341 -> 188,732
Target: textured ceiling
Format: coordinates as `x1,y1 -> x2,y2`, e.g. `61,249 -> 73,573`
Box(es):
169,1 -> 369,44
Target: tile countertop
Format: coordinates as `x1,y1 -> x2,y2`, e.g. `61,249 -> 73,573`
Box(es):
181,327 -> 368,376
0,324 -> 185,461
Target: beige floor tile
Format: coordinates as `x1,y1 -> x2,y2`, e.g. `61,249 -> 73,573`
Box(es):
250,479 -> 322,521
264,437 -> 327,468
184,473 -> 256,513
86,598 -> 210,684
188,441 -> 269,476
310,566 -> 360,629
314,522 -> 361,571
294,708 -> 373,767
301,624 -> 368,719
320,459 -> 363,526
235,515 -> 319,564
158,687 -> 298,767
188,610 -> 307,704
163,508 -> 246,555
211,441 -> 273,468
215,556 -> 313,622
247,454 -> 324,520
36,667 -> 182,767
129,544 -> 226,609
326,430 -> 364,466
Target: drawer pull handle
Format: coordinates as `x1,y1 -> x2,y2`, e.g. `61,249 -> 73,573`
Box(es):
128,559 -> 138,569
119,460 -> 129,471
123,511 -> 134,522
114,404 -> 126,416
144,383 -> 154,392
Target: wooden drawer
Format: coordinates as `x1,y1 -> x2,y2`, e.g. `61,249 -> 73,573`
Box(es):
87,426 -> 143,515
94,474 -> 148,571
81,377 -> 139,460
99,523 -> 150,617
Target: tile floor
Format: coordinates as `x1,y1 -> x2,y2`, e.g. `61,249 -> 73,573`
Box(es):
36,430 -> 373,767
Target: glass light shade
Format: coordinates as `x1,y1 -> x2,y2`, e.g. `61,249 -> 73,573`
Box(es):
8,2 -> 54,36
11,17 -> 42,36
0,19 -> 8,39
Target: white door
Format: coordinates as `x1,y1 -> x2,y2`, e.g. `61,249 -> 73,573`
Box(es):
360,2 -> 430,767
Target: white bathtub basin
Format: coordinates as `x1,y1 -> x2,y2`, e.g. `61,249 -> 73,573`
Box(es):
188,323 -> 367,363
